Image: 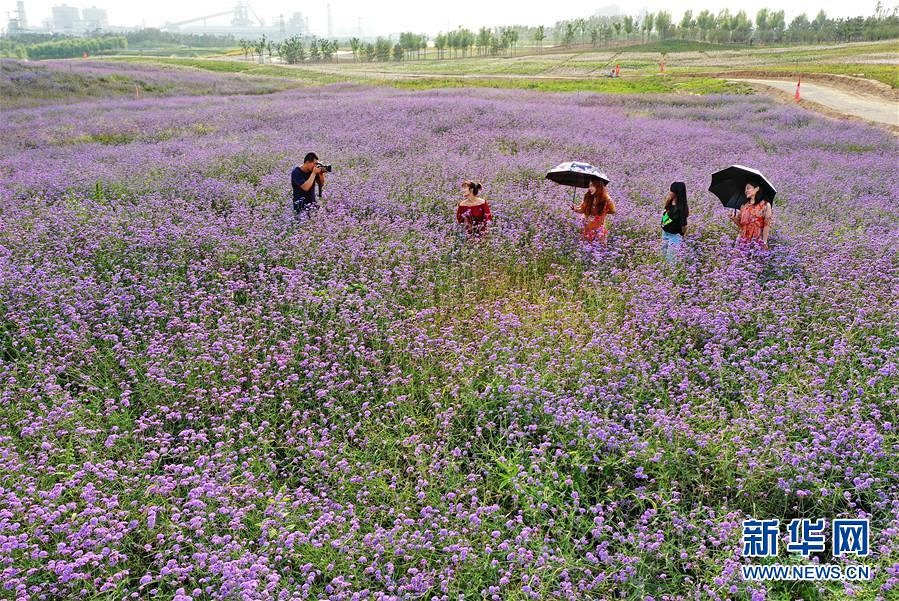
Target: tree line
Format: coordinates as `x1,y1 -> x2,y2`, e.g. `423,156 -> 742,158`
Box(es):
124,28 -> 236,48
1,28 -> 235,60
238,35 -> 341,64
238,33 -> 430,64
1,35 -> 128,59
548,3 -> 898,46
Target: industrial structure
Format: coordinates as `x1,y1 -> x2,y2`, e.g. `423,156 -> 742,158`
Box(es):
5,0 -> 27,33
4,2 -> 108,35
82,6 -> 108,31
161,2 -> 310,41
3,1 -> 309,40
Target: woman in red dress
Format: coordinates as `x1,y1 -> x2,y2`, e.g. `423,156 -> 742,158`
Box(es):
732,180 -> 774,249
572,176 -> 616,243
456,180 -> 492,238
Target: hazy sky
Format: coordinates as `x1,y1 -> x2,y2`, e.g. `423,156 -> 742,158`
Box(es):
6,1 -> 888,36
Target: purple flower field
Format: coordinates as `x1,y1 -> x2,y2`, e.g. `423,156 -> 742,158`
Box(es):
0,71 -> 897,600
1,59 -> 296,107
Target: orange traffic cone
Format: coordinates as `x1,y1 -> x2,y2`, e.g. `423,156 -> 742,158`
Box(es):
794,75 -> 801,101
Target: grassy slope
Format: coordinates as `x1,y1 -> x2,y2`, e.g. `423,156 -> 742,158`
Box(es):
107,56 -> 752,95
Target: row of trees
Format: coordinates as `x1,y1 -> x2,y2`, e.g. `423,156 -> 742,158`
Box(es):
436,27 -> 521,58
0,35 -> 128,59
1,28 -> 234,59
346,28 -> 522,61
236,27 -> 529,64
550,4 -> 899,46
238,35 -> 340,64
124,28 -> 235,48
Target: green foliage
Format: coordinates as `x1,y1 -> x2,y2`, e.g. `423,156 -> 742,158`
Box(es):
391,75 -> 752,95
125,28 -> 235,48
23,35 -> 128,60
620,39 -> 751,52
278,36 -> 303,65
0,39 -> 27,58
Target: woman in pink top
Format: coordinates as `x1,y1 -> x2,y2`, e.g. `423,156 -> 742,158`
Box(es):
732,180 -> 774,249
571,176 -> 616,243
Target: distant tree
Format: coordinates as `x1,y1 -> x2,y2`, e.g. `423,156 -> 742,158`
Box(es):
349,37 -> 360,61
279,35 -> 305,64
308,38 -> 320,61
508,27 -> 517,55
534,25 -> 545,52
787,13 -> 810,43
320,39 -> 336,61
399,32 -> 419,59
463,28 -> 476,57
695,10 -> 713,41
679,11 -> 694,38
392,43 -> 404,61
755,8 -> 769,43
239,38 -> 250,60
623,15 -> 634,41
643,13 -> 654,42
375,37 -> 391,61
490,32 -> 503,55
769,10 -> 786,43
434,33 -> 447,59
416,33 -> 426,59
253,35 -> 267,63
477,27 -> 491,56
563,22 -> 575,46
656,11 -> 672,40
577,18 -> 589,44
716,9 -> 732,42
813,10 -> 828,31
732,11 -> 752,43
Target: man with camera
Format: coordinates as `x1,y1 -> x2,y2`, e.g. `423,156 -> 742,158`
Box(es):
291,152 -> 330,215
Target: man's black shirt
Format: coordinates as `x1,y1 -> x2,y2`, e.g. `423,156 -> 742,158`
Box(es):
291,166 -> 316,210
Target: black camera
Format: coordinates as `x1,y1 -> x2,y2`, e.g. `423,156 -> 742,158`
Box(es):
316,162 -> 333,173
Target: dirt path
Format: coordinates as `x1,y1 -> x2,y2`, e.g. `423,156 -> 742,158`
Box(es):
732,78 -> 898,128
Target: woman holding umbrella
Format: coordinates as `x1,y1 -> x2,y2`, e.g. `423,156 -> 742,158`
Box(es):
709,165 -> 777,250
571,176 -> 616,243
731,179 -> 774,249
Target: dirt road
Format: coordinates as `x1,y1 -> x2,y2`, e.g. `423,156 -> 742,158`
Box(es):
733,78 -> 898,128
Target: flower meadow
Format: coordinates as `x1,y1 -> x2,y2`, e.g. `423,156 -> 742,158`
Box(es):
1,59 -> 297,108
0,67 -> 897,600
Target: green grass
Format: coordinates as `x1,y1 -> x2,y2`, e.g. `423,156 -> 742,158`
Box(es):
750,39 -> 899,61
667,62 -> 899,89
392,75 -> 753,95
618,39 -> 752,53
754,63 -> 898,88
106,56 -> 755,95
108,46 -> 238,58
109,56 -> 349,84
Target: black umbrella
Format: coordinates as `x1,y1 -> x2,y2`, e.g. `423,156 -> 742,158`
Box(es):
546,161 -> 610,189
709,165 -> 777,209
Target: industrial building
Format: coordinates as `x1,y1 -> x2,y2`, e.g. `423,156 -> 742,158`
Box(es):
3,1 -> 311,40
4,2 -> 109,35
161,3 -> 310,41
82,6 -> 108,31
51,4 -> 81,33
